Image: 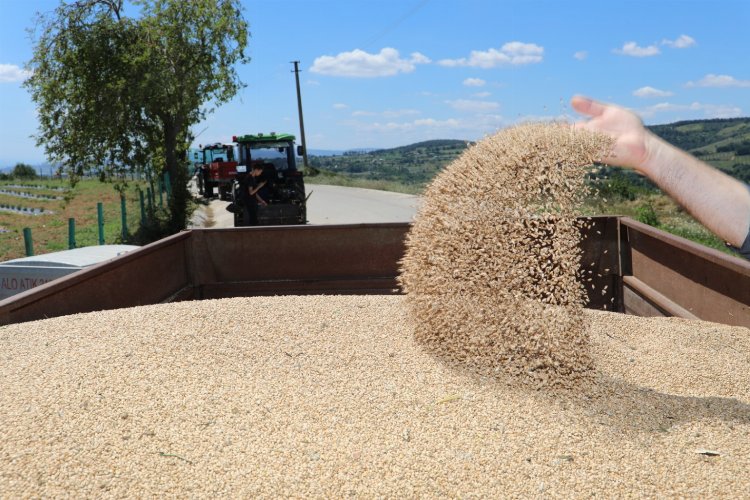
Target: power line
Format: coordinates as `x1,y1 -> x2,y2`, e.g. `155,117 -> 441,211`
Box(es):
360,0 -> 431,49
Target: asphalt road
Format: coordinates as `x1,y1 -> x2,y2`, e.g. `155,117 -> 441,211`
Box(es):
189,183 -> 421,228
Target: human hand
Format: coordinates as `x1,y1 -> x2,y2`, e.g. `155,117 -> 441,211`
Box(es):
571,95 -> 653,173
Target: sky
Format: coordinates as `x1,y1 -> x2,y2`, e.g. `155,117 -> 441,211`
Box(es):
0,0 -> 749,165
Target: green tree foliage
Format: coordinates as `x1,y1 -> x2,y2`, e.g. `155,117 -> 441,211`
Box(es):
25,0 -> 249,234
730,163 -> 750,183
648,118 -> 750,152
635,203 -> 660,227
11,163 -> 38,179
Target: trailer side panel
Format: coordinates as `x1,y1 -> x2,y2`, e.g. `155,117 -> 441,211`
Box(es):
621,217 -> 750,327
0,232 -> 191,325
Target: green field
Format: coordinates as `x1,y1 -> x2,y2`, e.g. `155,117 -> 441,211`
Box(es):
0,179 -> 156,261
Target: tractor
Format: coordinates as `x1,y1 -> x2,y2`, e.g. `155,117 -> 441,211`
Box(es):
199,143 -> 237,200
231,133 -> 307,226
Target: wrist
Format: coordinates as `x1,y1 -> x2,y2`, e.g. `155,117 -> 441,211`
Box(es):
639,131 -> 670,180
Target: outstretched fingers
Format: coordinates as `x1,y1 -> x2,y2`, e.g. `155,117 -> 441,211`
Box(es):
571,95 -> 607,118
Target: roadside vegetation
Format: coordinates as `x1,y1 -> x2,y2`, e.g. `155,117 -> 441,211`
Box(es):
0,172 -> 157,261
25,0 -> 248,237
308,117 -> 750,255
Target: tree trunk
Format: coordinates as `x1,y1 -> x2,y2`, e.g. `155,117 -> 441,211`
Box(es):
163,117 -> 190,232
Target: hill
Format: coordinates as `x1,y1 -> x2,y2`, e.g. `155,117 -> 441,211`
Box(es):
309,119 -> 750,188
648,117 -> 750,183
309,139 -> 470,185
648,117 -> 750,152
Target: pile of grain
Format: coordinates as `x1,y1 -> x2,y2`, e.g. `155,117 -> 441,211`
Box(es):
0,296 -> 748,497
399,123 -> 613,384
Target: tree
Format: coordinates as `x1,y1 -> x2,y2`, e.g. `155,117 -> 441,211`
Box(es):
25,0 -> 249,233
12,163 -> 38,179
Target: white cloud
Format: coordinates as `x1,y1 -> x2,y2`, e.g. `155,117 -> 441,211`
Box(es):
0,64 -> 31,83
383,109 -> 420,118
686,74 -> 750,88
333,103 -> 349,110
306,79 -> 320,86
473,91 -> 491,98
310,48 -> 430,78
337,112 -> 508,149
363,118 -> 462,132
353,114 -> 503,134
445,99 -> 499,113
662,35 -> 696,48
633,86 -> 674,98
614,42 -> 660,57
639,101 -> 742,119
438,41 -> 544,68
409,52 -> 432,64
352,108 -> 420,118
573,51 -> 588,61
463,77 -> 486,87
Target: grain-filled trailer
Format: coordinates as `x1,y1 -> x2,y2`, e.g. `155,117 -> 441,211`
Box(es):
0,217 -> 746,327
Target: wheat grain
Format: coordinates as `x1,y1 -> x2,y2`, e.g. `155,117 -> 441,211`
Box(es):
399,123 -> 613,385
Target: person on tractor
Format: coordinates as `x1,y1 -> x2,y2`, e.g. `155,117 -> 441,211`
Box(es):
240,164 -> 269,225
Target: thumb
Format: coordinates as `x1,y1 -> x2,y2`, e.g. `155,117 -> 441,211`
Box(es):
571,95 -> 607,118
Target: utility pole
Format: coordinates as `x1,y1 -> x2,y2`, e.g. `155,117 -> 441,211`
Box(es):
291,61 -> 311,171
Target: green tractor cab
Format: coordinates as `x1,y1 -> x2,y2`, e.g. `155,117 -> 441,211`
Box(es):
231,133 -> 306,226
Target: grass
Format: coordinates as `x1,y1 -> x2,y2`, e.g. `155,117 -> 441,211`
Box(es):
0,178 -> 154,261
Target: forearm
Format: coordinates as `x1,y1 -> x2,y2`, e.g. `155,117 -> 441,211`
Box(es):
641,133 -> 750,247
249,180 -> 266,196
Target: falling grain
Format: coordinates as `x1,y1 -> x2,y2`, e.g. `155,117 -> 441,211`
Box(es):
399,123 -> 613,385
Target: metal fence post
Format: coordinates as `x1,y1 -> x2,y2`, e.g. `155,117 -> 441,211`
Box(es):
164,171 -> 172,200
68,218 -> 76,249
120,194 -> 128,240
23,228 -> 33,256
97,202 -> 105,245
139,189 -> 146,225
146,187 -> 153,214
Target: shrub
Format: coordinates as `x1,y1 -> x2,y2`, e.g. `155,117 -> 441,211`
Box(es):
12,163 -> 37,179
636,203 -> 660,227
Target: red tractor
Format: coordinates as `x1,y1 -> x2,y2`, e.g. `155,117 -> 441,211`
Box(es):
199,143 -> 237,200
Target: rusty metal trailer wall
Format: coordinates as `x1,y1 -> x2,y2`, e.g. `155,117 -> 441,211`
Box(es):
0,223 -> 412,326
0,218 -> 746,326
186,223 -> 409,299
0,231 -> 192,326
620,217 -> 750,327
